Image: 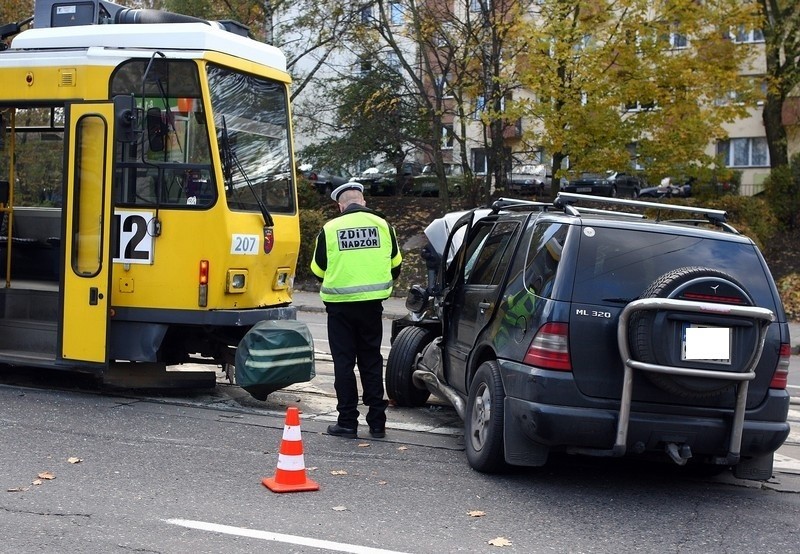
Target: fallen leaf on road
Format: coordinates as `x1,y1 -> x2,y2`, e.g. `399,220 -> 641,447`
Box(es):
468,510 -> 486,517
357,442 -> 370,448
67,457 -> 82,464
488,537 -> 512,547
330,470 -> 348,476
32,479 -> 42,486
37,472 -> 55,480
332,506 -> 347,511
397,446 -> 408,451
378,480 -> 388,485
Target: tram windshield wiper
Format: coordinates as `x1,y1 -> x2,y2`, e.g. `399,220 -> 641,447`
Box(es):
219,117 -> 274,227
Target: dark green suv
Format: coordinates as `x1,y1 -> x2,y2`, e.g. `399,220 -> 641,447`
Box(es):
386,193 -> 791,480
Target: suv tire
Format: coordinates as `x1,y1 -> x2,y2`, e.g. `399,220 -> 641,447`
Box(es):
629,266 -> 752,398
386,326 -> 434,407
465,361 -> 506,472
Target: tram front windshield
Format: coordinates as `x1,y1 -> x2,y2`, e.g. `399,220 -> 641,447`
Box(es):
110,59 -> 294,214
207,64 -> 294,215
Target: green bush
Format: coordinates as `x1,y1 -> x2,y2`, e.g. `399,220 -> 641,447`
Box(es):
763,154 -> 800,231
296,175 -> 324,210
643,196 -> 775,250
777,273 -> 800,320
691,169 -> 741,201
296,208 -> 327,283
705,195 -> 777,250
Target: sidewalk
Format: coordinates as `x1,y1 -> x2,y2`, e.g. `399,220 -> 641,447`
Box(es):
292,288 -> 408,319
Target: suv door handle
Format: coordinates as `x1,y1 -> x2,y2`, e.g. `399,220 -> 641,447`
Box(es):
478,301 -> 491,314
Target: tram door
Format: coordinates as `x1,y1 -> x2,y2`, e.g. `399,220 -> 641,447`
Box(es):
60,103 -> 114,363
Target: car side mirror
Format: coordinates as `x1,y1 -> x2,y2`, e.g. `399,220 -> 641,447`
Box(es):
405,285 -> 430,313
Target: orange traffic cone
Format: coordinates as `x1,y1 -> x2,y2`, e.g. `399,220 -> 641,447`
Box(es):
262,406 -> 320,493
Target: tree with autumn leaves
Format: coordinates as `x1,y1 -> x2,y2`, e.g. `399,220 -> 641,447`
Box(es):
498,0 -> 765,194
1,0 -> 798,201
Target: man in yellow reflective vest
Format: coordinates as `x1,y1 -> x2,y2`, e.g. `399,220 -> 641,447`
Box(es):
310,180 -> 403,439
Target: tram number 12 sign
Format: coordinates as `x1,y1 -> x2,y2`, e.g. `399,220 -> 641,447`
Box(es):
113,210 -> 155,264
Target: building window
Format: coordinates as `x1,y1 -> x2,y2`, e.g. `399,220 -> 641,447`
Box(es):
474,96 -> 486,120
360,6 -> 372,24
625,99 -> 656,112
670,31 -> 688,49
442,124 -> 454,149
389,2 -> 404,25
472,148 -> 488,174
435,74 -> 452,98
385,51 -> 400,70
717,137 -> 769,167
470,0 -> 490,12
714,78 -> 767,107
733,27 -> 764,44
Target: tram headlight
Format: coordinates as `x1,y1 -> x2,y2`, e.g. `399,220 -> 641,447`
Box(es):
226,269 -> 248,293
272,268 -> 291,290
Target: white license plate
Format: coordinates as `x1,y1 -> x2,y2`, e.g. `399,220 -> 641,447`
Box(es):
576,187 -> 592,192
681,324 -> 731,365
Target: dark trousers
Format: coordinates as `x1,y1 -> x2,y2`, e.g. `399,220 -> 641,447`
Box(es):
326,300 -> 388,430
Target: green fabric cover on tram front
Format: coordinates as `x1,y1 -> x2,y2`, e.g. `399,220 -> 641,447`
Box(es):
235,320 -> 315,400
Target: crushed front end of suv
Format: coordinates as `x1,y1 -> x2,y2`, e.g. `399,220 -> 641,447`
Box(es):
386,193 -> 791,480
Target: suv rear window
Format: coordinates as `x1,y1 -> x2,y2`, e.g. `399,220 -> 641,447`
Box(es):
571,226 -> 777,310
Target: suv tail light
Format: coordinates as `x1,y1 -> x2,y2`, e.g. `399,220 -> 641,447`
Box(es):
524,322 -> 571,371
770,343 -> 791,389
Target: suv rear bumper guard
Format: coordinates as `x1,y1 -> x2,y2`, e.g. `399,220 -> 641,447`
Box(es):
602,298 -> 774,464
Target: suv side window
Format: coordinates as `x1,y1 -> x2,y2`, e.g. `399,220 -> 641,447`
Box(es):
465,221 -> 520,285
524,222 -> 567,298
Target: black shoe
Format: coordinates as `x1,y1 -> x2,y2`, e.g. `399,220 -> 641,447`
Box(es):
369,427 -> 386,439
327,424 -> 357,438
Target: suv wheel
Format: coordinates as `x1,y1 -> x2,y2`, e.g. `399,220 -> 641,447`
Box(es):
465,361 -> 506,472
386,326 -> 434,407
629,266 -> 753,398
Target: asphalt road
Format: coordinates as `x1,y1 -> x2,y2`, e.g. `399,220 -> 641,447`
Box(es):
3,380 -> 800,554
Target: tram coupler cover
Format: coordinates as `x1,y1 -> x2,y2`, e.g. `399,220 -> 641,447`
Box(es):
234,320 -> 315,400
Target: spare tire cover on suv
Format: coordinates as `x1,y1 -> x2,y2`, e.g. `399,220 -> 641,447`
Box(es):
628,266 -> 759,399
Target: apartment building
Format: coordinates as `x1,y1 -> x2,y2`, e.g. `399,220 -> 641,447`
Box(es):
291,2 -> 797,195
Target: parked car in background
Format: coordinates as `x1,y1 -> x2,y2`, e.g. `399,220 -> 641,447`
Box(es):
298,164 -> 352,196
409,163 -> 467,196
562,170 -> 645,197
607,171 -> 648,198
562,172 -> 617,197
507,164 -> 547,196
356,161 -> 422,196
638,177 -> 693,199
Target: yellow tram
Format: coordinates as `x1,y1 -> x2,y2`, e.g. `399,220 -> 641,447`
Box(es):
0,0 -> 303,386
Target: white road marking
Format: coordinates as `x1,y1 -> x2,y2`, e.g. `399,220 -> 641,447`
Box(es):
165,519 -> 411,554
774,453 -> 800,474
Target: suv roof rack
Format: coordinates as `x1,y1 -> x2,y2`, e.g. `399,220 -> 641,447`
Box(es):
554,192 -> 729,224
494,197 -> 645,219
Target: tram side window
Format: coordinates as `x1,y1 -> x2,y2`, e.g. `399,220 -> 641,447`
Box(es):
0,106 -> 65,207
110,59 -> 216,209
